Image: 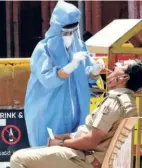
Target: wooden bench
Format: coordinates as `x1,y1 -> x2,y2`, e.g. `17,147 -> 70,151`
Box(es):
101,117 -> 139,168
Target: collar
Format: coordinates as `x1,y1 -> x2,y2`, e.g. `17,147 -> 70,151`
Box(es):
108,88 -> 133,96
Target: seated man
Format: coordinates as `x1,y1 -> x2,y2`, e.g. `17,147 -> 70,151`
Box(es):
10,59 -> 142,168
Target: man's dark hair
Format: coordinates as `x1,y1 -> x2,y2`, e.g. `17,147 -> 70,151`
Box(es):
125,59 -> 142,91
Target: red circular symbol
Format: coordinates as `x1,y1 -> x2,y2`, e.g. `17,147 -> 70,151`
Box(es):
1,125 -> 21,145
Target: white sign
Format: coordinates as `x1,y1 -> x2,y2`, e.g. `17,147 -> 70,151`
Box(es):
47,128 -> 55,140
0,119 -> 6,126
0,162 -> 10,168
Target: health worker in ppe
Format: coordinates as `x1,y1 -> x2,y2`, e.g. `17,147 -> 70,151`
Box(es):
24,1 -> 105,146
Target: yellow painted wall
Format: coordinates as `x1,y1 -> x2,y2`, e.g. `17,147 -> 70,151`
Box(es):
0,58 -> 30,106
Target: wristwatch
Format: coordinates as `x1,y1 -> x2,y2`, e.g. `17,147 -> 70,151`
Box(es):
59,140 -> 64,146
47,139 -> 64,147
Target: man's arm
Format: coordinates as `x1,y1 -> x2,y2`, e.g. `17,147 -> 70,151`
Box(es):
63,128 -> 106,150
49,98 -> 121,149
54,133 -> 71,140
49,128 -> 106,150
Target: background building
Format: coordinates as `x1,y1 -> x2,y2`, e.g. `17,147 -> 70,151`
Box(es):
0,1 -> 142,58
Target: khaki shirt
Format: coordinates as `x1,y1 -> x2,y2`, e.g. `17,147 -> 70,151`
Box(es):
71,88 -> 137,163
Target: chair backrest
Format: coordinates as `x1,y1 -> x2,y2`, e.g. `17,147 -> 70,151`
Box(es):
101,117 -> 139,168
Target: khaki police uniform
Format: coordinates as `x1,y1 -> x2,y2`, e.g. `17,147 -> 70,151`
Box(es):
10,88 -> 137,168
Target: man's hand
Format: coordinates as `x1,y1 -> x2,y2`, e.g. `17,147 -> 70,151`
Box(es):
63,128 -> 106,150
47,133 -> 71,146
48,139 -> 63,147
54,135 -> 63,140
54,133 -> 71,140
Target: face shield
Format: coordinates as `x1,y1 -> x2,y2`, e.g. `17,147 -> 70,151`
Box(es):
61,23 -> 79,48
115,60 -> 137,68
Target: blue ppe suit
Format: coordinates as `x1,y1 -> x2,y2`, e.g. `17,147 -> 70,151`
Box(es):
24,1 -> 96,146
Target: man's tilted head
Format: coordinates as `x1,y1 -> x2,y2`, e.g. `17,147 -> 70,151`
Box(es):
107,59 -> 142,92
125,59 -> 142,91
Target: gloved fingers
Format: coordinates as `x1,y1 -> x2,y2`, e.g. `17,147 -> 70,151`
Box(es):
73,51 -> 86,58
78,54 -> 86,61
86,52 -> 95,57
96,58 -> 104,64
91,64 -> 102,76
75,51 -> 87,56
93,64 -> 102,72
73,51 -> 87,61
96,58 -> 105,69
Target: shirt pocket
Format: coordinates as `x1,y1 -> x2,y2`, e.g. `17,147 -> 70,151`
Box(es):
101,98 -> 116,115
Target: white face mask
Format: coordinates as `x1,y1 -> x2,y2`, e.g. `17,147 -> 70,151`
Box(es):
63,34 -> 74,48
